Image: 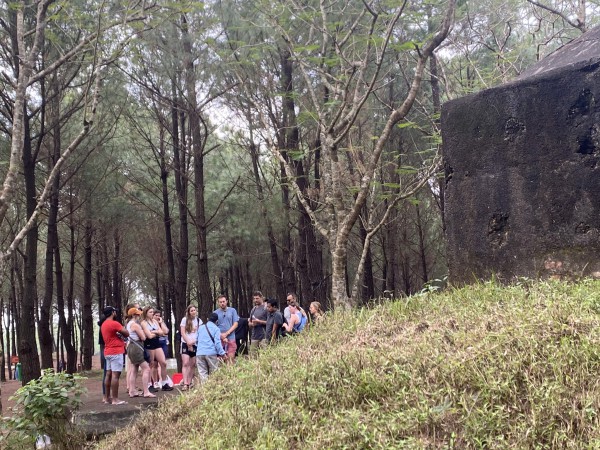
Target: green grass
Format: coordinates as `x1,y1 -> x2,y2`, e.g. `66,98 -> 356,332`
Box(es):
96,279 -> 600,449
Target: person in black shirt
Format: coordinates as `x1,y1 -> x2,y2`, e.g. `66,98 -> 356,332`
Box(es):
235,317 -> 249,356
265,299 -> 284,344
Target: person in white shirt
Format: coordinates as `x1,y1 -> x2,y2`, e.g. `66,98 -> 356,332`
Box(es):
180,305 -> 202,390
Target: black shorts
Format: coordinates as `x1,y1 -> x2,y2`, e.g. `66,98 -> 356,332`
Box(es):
144,337 -> 161,350
181,342 -> 197,357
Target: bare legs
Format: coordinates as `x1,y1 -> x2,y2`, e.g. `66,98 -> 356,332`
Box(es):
181,353 -> 196,386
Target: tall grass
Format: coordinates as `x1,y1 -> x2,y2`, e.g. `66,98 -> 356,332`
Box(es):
97,280 -> 600,449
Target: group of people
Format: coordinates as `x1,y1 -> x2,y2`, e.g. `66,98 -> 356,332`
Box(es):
99,291 -> 325,404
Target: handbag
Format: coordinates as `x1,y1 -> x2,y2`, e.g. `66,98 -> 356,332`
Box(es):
129,338 -> 150,362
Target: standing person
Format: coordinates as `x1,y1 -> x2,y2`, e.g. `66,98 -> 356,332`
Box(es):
123,302 -> 141,396
153,309 -> 170,386
155,309 -> 170,358
101,306 -> 129,405
213,295 -> 239,364
265,299 -> 284,344
195,313 -> 226,382
98,315 -> 108,403
141,306 -> 173,391
180,305 -> 201,390
235,317 -> 249,356
248,291 -> 268,355
125,308 -> 155,398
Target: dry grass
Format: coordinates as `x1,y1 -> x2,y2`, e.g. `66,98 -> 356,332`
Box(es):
96,279 -> 600,449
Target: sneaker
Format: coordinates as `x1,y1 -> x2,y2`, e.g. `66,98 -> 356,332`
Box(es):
149,385 -> 158,393
153,382 -> 161,389
162,384 -> 173,391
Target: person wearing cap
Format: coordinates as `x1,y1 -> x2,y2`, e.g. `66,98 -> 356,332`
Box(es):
125,307 -> 155,398
195,313 -> 226,382
100,306 -> 129,405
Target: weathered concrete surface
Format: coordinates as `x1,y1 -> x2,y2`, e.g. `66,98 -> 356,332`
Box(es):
75,398 -> 161,439
442,28 -> 600,283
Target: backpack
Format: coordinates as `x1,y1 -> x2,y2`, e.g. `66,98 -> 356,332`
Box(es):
293,313 -> 307,333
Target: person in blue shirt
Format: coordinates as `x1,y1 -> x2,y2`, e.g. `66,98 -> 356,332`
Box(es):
213,295 -> 239,364
196,313 -> 226,382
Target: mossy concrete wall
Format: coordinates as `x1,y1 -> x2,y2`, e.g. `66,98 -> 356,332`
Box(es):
442,59 -> 600,283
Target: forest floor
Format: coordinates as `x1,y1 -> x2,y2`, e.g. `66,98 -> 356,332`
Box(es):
2,360 -> 182,440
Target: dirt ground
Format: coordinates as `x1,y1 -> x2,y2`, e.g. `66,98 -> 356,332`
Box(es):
1,356 -> 181,416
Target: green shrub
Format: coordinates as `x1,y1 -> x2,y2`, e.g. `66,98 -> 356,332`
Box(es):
1,369 -> 87,449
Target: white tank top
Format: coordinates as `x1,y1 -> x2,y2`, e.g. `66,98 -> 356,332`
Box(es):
127,321 -> 140,341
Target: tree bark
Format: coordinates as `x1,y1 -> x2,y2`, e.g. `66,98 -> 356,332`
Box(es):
20,113 -> 41,384
81,219 -> 94,370
181,14 -> 212,320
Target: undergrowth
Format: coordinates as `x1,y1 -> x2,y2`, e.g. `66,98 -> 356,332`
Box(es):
97,279 -> 600,449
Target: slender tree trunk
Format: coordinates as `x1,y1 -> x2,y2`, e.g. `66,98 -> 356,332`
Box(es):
359,211 -> 375,302
181,14 -> 212,320
65,192 -> 77,373
112,228 -> 121,310
40,163 -> 59,370
249,142 -> 284,300
20,115 -> 41,384
0,295 -> 5,382
81,219 -> 94,370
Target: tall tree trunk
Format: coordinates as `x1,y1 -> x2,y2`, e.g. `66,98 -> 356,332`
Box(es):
81,219 -> 94,370
171,79 -> 188,371
181,14 -> 212,320
0,295 -> 5,382
40,159 -> 60,370
40,75 -> 61,369
55,239 -> 75,373
249,142 -> 285,300
20,115 -> 41,383
112,228 -> 121,310
66,191 -> 77,373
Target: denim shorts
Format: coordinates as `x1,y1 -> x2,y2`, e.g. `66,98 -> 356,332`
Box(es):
105,354 -> 124,372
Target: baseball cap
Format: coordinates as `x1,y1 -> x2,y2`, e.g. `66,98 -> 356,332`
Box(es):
103,306 -> 117,318
127,307 -> 142,317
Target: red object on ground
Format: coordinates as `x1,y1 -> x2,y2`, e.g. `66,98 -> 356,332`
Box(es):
171,373 -> 183,385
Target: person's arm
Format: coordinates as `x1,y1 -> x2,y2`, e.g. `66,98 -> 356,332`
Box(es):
158,318 -> 169,335
225,321 -> 238,337
119,326 -> 129,338
180,322 -> 191,346
271,323 -> 280,342
211,326 -> 226,357
283,314 -> 298,332
134,322 -> 147,340
141,321 -> 156,338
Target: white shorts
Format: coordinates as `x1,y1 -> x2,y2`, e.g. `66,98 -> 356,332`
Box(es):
105,354 -> 124,372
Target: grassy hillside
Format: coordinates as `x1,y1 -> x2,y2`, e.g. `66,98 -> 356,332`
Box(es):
97,280 -> 600,449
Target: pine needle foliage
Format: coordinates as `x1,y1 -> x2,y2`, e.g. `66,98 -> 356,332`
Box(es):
97,280 -> 600,449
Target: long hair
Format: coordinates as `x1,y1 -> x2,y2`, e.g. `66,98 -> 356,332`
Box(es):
310,302 -> 324,316
185,305 -> 197,334
142,305 -> 155,322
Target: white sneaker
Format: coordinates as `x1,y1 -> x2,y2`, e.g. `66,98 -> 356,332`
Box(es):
153,382 -> 161,389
